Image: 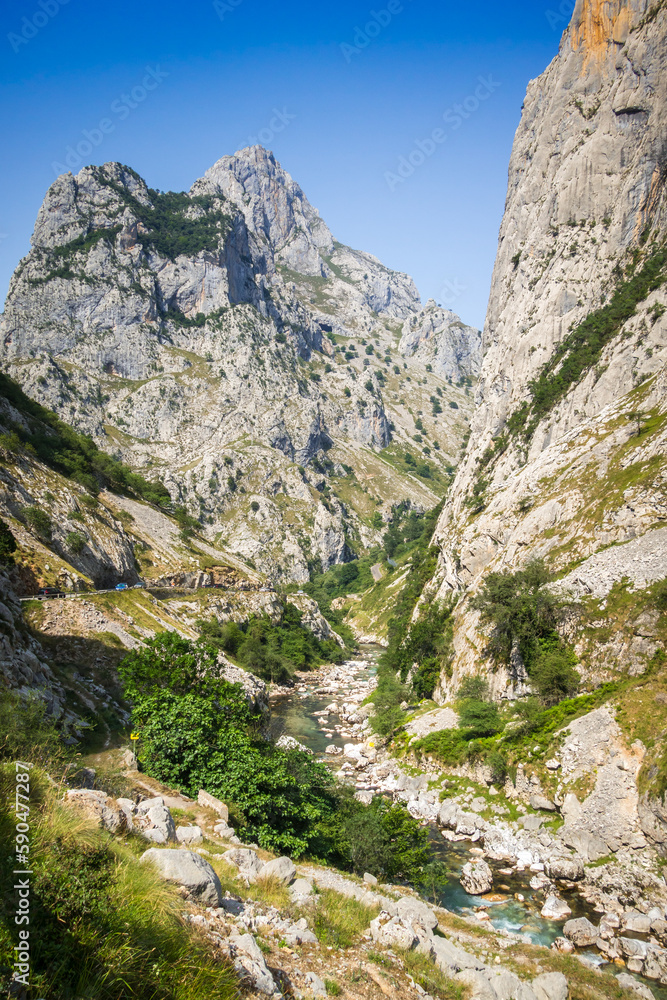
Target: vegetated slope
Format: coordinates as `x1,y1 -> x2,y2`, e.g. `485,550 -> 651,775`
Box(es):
0,149 -> 481,583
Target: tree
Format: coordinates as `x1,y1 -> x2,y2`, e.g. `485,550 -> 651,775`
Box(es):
0,518 -> 17,565
531,645 -> 580,706
458,699 -> 502,738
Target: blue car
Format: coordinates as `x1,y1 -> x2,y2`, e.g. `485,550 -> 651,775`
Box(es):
115,582 -> 128,591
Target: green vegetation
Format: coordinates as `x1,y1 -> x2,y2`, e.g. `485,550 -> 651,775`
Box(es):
0,690 -> 238,1000
470,560 -> 579,704
25,506 -> 52,539
0,518 -> 17,565
121,634 -> 431,871
510,242 -> 667,438
196,601 -> 347,683
65,530 -> 87,555
0,371 -> 171,507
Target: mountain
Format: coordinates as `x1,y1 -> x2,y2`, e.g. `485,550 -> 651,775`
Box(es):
427,0 -> 667,692
0,148 -> 481,582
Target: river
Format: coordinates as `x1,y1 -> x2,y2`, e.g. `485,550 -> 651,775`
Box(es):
270,649 -> 666,996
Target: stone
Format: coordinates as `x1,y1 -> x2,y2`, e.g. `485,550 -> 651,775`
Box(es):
551,937 -> 574,955
460,860 -> 493,895
221,848 -> 265,883
395,894 -> 439,931
65,789 -> 128,834
531,972 -> 568,1000
454,969 -> 498,1000
198,789 -> 229,821
228,933 -> 276,995
175,825 -> 203,845
305,971 -> 327,996
259,856 -> 296,884
622,910 -> 652,934
363,872 -> 378,885
563,917 -> 598,948
615,974 -> 656,999
529,795 -> 556,813
545,857 -> 584,882
135,797 -> 177,844
140,848 -> 222,906
541,895 -> 572,921
289,878 -> 314,899
370,911 -> 417,951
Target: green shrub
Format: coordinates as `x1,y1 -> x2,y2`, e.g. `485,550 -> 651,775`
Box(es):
65,530 -> 86,555
0,519 -> 17,565
25,506 -> 52,539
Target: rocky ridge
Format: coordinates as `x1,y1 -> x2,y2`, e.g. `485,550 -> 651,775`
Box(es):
0,149 -> 481,582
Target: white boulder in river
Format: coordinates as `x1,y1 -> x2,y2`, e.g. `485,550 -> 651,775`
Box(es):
459,859 -> 493,895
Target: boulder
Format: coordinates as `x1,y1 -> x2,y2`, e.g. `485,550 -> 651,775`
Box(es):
140,848 -> 222,906
370,911 -> 417,951
530,794 -> 556,813
176,825 -> 203,845
454,969 -> 498,1000
460,860 -> 493,895
563,917 -> 599,947
135,797 -> 177,844
545,857 -> 584,881
531,972 -> 568,1000
259,856 -> 296,885
615,973 -> 656,999
289,878 -> 314,900
438,799 -> 459,829
198,789 -> 229,821
541,895 -> 572,920
364,872 -> 378,885
65,789 -> 128,834
395,894 -> 439,930
228,933 -> 276,995
551,937 -> 574,954
222,848 -> 265,883
456,812 -> 481,837
622,910 -> 653,934
305,971 -> 327,997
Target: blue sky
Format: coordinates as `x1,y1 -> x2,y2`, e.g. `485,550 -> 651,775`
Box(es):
0,0 -> 570,329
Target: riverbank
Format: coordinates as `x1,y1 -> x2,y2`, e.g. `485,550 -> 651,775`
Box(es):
270,651 -> 667,996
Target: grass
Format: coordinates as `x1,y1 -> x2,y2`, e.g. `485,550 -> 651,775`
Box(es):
0,766 -> 239,1000
302,890 -> 380,949
399,948 -> 466,999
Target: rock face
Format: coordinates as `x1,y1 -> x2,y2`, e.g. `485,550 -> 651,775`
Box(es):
427,0 -> 667,699
0,149 -> 480,582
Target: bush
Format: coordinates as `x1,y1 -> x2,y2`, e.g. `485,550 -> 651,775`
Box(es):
25,506 -> 52,539
0,518 -> 17,565
65,530 -> 86,555
457,699 -> 502,738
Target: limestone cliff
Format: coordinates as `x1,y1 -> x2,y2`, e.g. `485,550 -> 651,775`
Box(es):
428,0 -> 667,696
0,150 -> 481,582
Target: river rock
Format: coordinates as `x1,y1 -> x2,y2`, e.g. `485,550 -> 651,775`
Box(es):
545,857 -> 584,881
541,895 -> 572,920
460,860 -> 493,895
621,910 -> 653,934
260,856 -> 296,884
563,917 -> 599,947
140,848 -> 222,906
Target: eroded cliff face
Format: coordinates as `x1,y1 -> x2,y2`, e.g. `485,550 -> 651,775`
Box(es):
0,150 -> 480,582
430,0 -> 667,697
